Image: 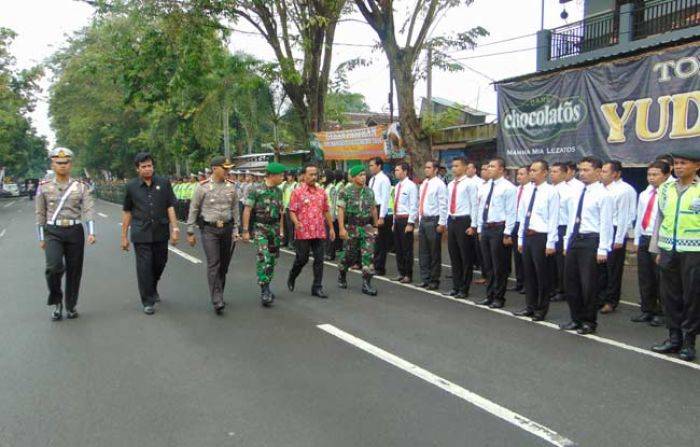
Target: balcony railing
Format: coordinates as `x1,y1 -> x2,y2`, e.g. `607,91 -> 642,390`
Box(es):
634,0 -> 700,39
550,12 -> 618,60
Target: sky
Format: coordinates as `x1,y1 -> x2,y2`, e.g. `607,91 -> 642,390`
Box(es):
1,0 -> 584,147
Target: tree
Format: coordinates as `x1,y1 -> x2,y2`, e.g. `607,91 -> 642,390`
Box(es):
353,0 -> 487,171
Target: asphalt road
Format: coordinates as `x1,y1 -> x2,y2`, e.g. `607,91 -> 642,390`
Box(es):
1,197 -> 698,447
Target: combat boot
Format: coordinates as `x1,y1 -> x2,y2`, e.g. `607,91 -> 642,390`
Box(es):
679,336 -> 696,362
261,284 -> 274,307
51,303 -> 63,321
338,270 -> 347,289
362,277 -> 377,296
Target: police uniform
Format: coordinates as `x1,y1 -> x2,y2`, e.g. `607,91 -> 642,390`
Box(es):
244,163 -> 286,306
650,150 -> 700,361
337,166 -> 378,296
186,156 -> 239,313
35,147 -> 95,320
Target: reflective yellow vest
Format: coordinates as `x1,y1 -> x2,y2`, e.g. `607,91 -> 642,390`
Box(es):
657,177 -> 700,252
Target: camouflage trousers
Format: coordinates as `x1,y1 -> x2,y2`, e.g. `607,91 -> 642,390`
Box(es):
253,223 -> 280,286
338,224 -> 375,279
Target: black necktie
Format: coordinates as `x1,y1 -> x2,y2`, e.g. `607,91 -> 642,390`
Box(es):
523,186 -> 538,234
571,186 -> 587,239
482,181 -> 495,223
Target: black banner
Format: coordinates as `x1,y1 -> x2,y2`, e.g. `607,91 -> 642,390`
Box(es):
497,43 -> 700,167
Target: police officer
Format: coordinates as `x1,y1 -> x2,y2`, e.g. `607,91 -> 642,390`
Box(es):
186,156 -> 240,314
337,165 -> 378,296
242,162 -> 286,307
36,147 -> 96,321
650,150 -> 700,361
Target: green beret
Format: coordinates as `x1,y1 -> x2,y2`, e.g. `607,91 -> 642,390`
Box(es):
670,150 -> 700,162
349,165 -> 365,177
266,162 -> 287,174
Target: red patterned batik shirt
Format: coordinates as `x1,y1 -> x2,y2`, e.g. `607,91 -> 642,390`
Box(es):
289,183 -> 329,240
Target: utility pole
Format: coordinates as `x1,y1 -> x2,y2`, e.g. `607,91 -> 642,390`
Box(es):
540,0 -> 545,30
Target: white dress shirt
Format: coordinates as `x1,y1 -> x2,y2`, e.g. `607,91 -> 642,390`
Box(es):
567,177 -> 584,191
418,176 -> 448,226
447,175 -> 478,227
476,176 -> 517,235
555,180 -> 584,227
605,179 -> 636,245
369,170 -> 391,219
393,177 -> 419,224
634,184 -> 659,246
563,181 -> 614,256
517,182 -> 560,249
618,179 -> 638,230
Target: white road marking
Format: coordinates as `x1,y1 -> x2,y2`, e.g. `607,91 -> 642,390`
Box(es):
3,201 -> 16,208
318,323 -> 576,447
168,246 -> 202,264
98,212 -> 108,218
0,229 -> 6,238
277,247 -> 700,372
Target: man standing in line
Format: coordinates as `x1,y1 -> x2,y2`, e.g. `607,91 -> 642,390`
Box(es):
368,157 -> 391,276
287,164 -> 335,299
241,162 -> 286,307
550,162 -> 581,302
514,160 -> 559,321
186,156 -> 239,314
566,161 -> 584,190
391,162 -> 418,284
121,152 -> 179,315
444,157 -> 478,299
599,161 -> 636,314
417,160 -> 448,291
476,157 -> 517,309
473,162 -> 491,286
337,165 -> 378,296
650,151 -> 700,361
560,157 -> 613,335
36,147 -> 96,321
510,166 -> 530,294
630,160 -> 669,327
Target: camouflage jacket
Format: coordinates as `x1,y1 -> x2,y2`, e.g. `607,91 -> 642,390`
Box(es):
245,183 -> 283,225
337,184 -> 375,219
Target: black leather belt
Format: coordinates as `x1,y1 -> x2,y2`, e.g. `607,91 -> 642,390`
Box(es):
204,220 -> 233,228
573,233 -> 599,240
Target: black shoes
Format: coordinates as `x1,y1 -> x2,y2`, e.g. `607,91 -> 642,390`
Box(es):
476,298 -> 493,306
287,275 -> 296,292
550,293 -> 566,302
261,284 -> 274,307
631,312 -> 653,323
651,339 -> 681,354
680,338 -> 696,362
399,276 -> 412,284
143,305 -> 155,315
559,321 -> 580,331
66,309 -> 79,319
374,270 -> 386,277
531,314 -> 545,322
391,275 -> 404,282
338,271 -> 348,289
312,288 -> 329,299
426,282 -> 439,291
214,302 -> 226,315
442,289 -> 460,297
51,304 -> 63,321
649,315 -> 665,327
416,281 -> 430,288
512,308 -> 533,317
362,278 -> 377,296
576,323 -> 596,335
488,300 -> 505,309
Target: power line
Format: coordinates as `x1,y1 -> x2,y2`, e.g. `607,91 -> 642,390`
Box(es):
446,31 -> 539,55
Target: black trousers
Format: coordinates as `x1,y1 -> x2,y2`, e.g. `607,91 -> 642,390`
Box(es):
283,210 -> 295,248
601,226 -> 626,307
565,236 -> 601,326
659,250 -> 700,339
289,238 -> 325,291
325,220 -> 341,259
373,206 -> 391,273
134,241 -> 169,307
522,233 -> 552,316
511,222 -> 524,289
480,224 -> 509,302
554,225 -> 567,294
475,234 -> 487,278
447,215 -> 475,293
418,216 -> 441,284
44,225 -> 85,310
201,225 -> 234,305
393,217 -> 414,278
637,235 -> 662,315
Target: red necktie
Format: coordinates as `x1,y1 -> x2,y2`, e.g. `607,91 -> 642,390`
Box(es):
394,182 -> 402,214
641,188 -> 657,230
419,180 -> 428,216
449,178 -> 461,214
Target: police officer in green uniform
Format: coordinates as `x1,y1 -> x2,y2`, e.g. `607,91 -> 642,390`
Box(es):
650,150 -> 700,361
186,156 -> 240,314
242,162 -> 286,307
337,165 -> 379,296
35,147 -> 96,321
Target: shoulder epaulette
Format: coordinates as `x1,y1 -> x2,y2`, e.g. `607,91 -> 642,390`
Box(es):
199,179 -> 210,185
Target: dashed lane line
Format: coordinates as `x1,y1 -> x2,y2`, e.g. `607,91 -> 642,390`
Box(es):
3,200 -> 16,208
0,229 -> 6,239
318,323 -> 576,447
167,246 -> 202,264
98,212 -> 108,218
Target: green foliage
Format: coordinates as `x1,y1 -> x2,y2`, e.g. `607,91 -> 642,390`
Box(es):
0,27 -> 47,179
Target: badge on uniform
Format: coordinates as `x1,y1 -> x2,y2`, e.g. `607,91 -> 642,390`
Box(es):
156,185 -> 161,190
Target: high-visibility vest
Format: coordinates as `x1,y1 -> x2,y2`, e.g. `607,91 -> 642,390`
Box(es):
388,185 -> 395,215
657,178 -> 700,252
282,181 -> 297,208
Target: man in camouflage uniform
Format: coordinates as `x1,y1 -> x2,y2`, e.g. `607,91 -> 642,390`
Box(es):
186,156 -> 239,314
242,162 -> 286,307
35,147 -> 96,321
337,165 -> 379,296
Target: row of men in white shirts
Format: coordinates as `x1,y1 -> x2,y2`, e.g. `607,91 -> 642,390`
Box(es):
385,155 -> 663,335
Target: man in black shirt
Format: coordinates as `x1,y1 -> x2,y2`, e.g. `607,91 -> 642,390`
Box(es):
120,153 -> 180,314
